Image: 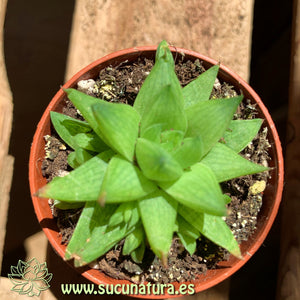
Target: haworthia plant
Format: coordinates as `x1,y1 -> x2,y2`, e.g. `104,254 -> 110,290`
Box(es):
36,40 -> 268,267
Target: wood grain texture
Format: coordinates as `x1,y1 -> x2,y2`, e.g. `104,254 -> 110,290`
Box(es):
66,0 -> 254,81
277,0 -> 300,299
0,0 -> 14,274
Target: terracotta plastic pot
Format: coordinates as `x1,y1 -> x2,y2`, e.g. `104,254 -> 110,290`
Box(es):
29,45 -> 284,298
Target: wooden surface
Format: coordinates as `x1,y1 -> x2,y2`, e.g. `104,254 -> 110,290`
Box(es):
277,0 -> 300,299
66,0 -> 254,82
0,0 -> 14,274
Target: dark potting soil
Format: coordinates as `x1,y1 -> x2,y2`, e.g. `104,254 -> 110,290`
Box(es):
41,55 -> 271,284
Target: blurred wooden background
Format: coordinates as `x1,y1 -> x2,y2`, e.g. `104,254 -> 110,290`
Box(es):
0,0 -> 298,299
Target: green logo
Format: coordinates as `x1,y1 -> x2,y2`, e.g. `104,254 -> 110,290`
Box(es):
8,258 -> 52,297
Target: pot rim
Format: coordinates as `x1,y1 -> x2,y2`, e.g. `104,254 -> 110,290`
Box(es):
29,45 -> 284,298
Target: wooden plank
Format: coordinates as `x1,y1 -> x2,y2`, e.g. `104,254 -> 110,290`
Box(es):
66,0 -> 254,81
0,0 -> 14,274
277,0 -> 300,300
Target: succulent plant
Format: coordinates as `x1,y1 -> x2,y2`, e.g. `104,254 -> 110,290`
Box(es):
36,41 -> 268,267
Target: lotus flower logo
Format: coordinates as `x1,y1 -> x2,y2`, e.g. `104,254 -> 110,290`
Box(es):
8,258 -> 52,296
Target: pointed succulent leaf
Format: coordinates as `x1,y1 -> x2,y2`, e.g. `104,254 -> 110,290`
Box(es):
67,148 -> 94,169
134,40 -> 176,115
223,194 -> 232,204
67,202 -> 138,267
177,215 -> 200,255
177,232 -> 197,256
68,148 -> 108,169
131,241 -> 146,263
185,96 -> 242,155
67,151 -> 79,169
160,130 -> 184,152
179,205 -> 242,258
75,223 -> 133,267
65,201 -> 117,260
75,148 -> 94,165
222,119 -> 263,152
91,101 -> 140,161
123,204 -> 133,223
107,201 -> 140,228
140,84 -> 187,135
201,142 -> 269,182
50,111 -> 91,149
159,163 -> 226,216
36,154 -> 107,201
183,64 -> 220,108
172,136 -> 203,169
64,88 -> 108,139
74,132 -> 109,152
177,214 -> 200,239
108,202 -> 128,227
134,41 -> 187,134
155,40 -> 175,64
97,149 -> 115,162
122,224 -> 144,255
138,190 -> 177,264
99,155 -> 157,204
127,203 -> 140,228
136,138 -> 183,182
53,199 -> 84,209
140,123 -> 162,143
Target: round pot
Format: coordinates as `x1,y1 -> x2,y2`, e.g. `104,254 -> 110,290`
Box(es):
29,45 -> 284,298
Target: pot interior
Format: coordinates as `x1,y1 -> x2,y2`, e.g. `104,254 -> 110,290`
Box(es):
29,47 -> 283,298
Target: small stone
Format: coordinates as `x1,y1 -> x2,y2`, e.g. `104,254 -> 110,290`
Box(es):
249,180 -> 266,195
88,260 -> 100,269
241,220 -> 247,227
57,170 -> 69,177
214,77 -> 221,89
77,79 -> 96,94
